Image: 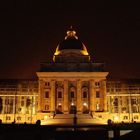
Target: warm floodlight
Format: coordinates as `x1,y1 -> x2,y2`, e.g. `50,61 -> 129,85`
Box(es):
114,116 -> 119,122
71,102 -> 74,106
83,102 -> 87,106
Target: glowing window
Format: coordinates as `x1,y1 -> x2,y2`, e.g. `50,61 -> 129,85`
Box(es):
123,116 -> 128,120
134,115 -> 139,120
28,117 -> 31,121
6,116 -> 11,120
45,105 -> 49,110
17,116 -> 21,121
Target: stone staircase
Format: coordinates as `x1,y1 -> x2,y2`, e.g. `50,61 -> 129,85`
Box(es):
54,114 -> 92,119
77,114 -> 93,119
54,114 -> 74,119
41,114 -> 107,125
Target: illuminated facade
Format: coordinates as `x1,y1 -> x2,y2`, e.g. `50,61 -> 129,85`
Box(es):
37,27 -> 108,116
0,28 -> 140,124
0,80 -> 38,123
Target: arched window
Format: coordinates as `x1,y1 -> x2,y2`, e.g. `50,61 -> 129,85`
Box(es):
82,87 -> 88,99
70,91 -> 74,98
70,86 -> 76,99
26,98 -> 31,107
58,91 -> 62,98
83,91 -> 88,98
114,98 -> 118,106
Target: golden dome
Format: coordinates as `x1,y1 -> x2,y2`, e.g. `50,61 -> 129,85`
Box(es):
54,27 -> 89,56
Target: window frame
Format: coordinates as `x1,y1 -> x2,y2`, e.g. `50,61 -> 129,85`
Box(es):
96,91 -> 100,98
70,91 -> 75,98
45,91 -> 49,98
83,91 -> 88,98
58,91 -> 62,98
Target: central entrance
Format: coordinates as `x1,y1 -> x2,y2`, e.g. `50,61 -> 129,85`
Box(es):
70,105 -> 77,114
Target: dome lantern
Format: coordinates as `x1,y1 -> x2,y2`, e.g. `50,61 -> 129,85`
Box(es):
65,26 -> 78,40
53,27 -> 90,62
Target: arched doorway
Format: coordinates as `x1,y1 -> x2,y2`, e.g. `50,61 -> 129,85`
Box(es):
70,105 -> 77,114
56,104 -> 63,114
83,103 -> 89,114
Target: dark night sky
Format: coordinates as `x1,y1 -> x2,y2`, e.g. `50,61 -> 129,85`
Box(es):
0,1 -> 140,79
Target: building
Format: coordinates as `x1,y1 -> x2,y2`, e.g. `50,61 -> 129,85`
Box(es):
0,79 -> 38,123
106,80 -> 140,123
37,27 -> 108,115
0,27 -> 140,124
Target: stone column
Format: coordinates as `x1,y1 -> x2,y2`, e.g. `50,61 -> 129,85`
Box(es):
2,96 -> 5,114
37,79 -> 42,112
118,96 -> 121,114
102,80 -> 107,112
89,80 -> 95,112
64,80 -> 68,114
50,80 -> 55,113
77,79 -> 82,114
33,96 -> 36,115
13,96 -> 16,114
108,96 -> 111,113
128,95 -> 132,122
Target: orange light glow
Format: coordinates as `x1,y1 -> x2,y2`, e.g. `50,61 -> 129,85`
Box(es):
81,50 -> 89,55
114,115 -> 119,123
54,47 -> 60,55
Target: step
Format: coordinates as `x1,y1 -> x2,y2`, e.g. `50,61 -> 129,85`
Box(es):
54,114 -> 74,119
54,114 -> 93,119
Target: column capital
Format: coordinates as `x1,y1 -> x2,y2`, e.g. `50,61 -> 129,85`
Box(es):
51,79 -> 56,82
51,80 -> 55,85
77,79 -> 82,86
90,80 -> 95,87
63,79 -> 68,82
